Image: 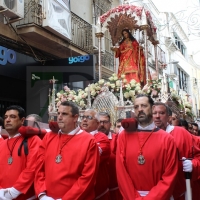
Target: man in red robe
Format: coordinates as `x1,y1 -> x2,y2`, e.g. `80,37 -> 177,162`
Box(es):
0,105 -> 41,200
152,102 -> 200,200
114,119 -> 123,134
116,94 -> 178,199
81,109 -> 110,200
0,116 -> 4,141
34,101 -> 99,200
98,112 -> 123,200
190,134 -> 200,200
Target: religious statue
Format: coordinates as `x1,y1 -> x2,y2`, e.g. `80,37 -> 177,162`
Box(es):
114,29 -> 146,86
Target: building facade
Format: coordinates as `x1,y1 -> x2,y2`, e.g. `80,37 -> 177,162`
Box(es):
0,0 -> 199,119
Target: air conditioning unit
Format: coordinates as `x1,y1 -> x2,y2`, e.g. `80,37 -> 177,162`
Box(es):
92,25 -> 105,53
43,0 -> 72,40
0,0 -> 24,20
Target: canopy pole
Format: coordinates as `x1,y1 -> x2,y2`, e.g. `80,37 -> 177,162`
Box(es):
153,40 -> 159,76
140,8 -> 149,81
95,32 -> 104,80
111,47 -> 117,74
141,28 -> 149,80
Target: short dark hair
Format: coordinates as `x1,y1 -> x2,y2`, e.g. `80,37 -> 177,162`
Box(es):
60,101 -> 79,116
135,94 -> 154,107
153,102 -> 172,116
179,119 -> 188,130
114,118 -> 123,126
98,111 -> 111,121
192,122 -> 198,128
6,105 -> 25,119
26,114 -> 42,122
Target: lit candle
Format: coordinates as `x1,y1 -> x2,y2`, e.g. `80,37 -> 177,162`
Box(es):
97,24 -> 102,33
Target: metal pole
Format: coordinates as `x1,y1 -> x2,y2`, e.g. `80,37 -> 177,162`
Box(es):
153,42 -> 159,76
111,47 -> 116,74
143,29 -> 148,80
95,32 -> 104,80
185,172 -> 192,200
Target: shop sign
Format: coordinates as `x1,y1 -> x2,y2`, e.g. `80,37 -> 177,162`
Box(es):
0,46 -> 16,65
68,55 -> 90,64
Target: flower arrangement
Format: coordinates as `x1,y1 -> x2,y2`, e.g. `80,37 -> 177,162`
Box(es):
106,74 -> 142,102
55,74 -> 142,110
142,72 -> 162,97
56,86 -> 77,107
169,89 -> 195,119
54,73 -> 195,119
74,89 -> 88,109
170,89 -> 182,104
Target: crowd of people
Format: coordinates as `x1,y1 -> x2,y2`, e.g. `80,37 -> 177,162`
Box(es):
0,94 -> 200,200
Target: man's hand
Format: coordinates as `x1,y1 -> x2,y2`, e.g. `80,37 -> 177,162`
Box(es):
112,47 -> 119,52
182,157 -> 193,172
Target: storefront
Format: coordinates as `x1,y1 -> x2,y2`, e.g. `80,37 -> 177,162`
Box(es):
0,45 -> 39,117
26,54 -> 95,122
0,45 -> 95,121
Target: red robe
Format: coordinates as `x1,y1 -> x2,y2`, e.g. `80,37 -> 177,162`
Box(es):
92,131 -> 111,200
34,130 -> 99,200
115,40 -> 146,85
116,40 -> 140,83
108,133 -> 122,200
166,126 -> 200,199
116,128 -> 178,200
190,135 -> 200,200
0,135 -> 41,200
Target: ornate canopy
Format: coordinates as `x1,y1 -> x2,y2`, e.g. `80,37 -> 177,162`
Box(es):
99,5 -> 157,45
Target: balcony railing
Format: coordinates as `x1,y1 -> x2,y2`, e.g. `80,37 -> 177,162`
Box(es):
71,12 -> 93,54
101,51 -> 114,71
16,2 -> 94,55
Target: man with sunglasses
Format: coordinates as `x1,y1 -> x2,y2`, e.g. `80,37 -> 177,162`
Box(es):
98,112 -> 123,200
80,109 -> 110,200
152,102 -> 200,200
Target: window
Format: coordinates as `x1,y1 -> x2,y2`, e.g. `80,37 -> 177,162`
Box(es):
194,78 -> 197,85
93,0 -> 112,25
173,34 -> 186,56
178,68 -> 188,92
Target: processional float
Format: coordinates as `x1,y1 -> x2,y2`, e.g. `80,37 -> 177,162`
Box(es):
49,2 -> 189,123
93,2 -> 161,123
96,1 -> 190,120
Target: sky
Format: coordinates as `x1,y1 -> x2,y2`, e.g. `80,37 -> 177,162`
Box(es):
151,0 -> 200,65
